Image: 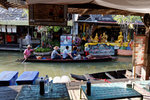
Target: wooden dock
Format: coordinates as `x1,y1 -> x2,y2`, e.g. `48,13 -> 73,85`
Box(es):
0,79 -> 150,100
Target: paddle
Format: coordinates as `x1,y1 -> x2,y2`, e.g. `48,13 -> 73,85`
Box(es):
22,58 -> 27,64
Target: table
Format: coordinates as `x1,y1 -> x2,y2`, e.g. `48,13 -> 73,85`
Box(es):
15,83 -> 70,100
80,82 -> 143,100
0,71 -> 18,86
133,80 -> 150,95
16,71 -> 39,85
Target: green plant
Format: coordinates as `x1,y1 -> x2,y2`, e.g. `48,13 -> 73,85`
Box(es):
35,47 -> 51,52
48,40 -> 60,47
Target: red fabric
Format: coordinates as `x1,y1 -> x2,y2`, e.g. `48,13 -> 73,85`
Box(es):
6,35 -> 11,42
85,51 -> 89,56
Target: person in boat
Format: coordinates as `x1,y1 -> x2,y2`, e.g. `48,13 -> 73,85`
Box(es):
71,46 -> 81,60
51,46 -> 62,59
24,45 -> 35,59
63,46 -> 73,59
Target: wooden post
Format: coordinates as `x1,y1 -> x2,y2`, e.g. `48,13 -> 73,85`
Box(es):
143,27 -> 150,80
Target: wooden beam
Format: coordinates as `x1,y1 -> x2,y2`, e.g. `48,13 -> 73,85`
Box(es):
80,9 -> 88,15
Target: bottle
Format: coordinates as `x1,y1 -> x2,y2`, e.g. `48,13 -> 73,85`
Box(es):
40,77 -> 45,95
45,75 -> 49,94
50,80 -> 53,91
86,79 -> 91,96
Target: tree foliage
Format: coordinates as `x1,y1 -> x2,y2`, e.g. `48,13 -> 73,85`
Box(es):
113,15 -> 142,24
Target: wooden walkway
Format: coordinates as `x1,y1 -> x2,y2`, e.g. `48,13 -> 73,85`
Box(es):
67,79 -> 150,100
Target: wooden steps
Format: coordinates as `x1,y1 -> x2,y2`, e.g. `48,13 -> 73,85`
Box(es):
68,89 -> 87,100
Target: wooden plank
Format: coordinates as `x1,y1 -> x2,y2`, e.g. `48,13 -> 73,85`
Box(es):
105,72 -> 116,79
68,90 -> 73,100
69,90 -> 76,100
0,86 -> 22,100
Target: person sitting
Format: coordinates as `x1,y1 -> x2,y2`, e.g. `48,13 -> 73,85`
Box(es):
71,46 -> 81,60
51,46 -> 61,59
63,46 -> 73,59
24,45 -> 35,59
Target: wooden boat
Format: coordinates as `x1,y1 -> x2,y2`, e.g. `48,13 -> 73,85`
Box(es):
17,56 -> 117,63
117,49 -> 132,56
70,69 -> 133,81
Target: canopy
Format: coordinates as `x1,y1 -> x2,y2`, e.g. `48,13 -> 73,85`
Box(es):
27,0 -> 150,14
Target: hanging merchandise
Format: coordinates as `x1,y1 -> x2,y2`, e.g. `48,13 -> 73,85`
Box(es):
7,26 -> 12,33
2,26 -> 6,32
12,26 -> 17,33
6,34 -> 11,42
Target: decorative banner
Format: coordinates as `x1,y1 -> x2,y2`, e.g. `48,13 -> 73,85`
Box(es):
88,44 -> 115,56
134,35 -> 146,66
60,35 -> 72,54
29,4 -> 67,26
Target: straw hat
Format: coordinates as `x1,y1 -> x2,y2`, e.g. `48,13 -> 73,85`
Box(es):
27,45 -> 31,48
54,46 -> 59,50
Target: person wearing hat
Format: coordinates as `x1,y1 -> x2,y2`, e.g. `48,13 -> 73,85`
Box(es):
24,45 -> 34,59
51,46 -> 61,59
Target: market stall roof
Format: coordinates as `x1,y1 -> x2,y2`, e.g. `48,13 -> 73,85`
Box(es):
26,0 -> 150,16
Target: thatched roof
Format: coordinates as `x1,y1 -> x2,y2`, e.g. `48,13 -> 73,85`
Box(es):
2,0 -> 150,16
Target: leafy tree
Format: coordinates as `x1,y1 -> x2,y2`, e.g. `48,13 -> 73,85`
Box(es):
113,15 -> 142,41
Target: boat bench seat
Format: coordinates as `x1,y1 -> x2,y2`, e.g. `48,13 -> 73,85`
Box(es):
16,71 -> 39,85
0,71 -> 18,86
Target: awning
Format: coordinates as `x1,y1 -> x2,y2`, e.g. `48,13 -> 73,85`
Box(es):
27,0 -> 150,15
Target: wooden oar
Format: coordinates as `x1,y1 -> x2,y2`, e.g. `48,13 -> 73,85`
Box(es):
22,58 -> 27,64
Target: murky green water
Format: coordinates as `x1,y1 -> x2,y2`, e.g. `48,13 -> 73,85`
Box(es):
0,51 -> 132,80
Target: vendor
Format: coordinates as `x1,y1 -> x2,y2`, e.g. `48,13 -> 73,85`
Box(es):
24,45 -> 35,59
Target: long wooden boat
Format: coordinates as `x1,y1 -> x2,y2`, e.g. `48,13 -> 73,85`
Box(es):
70,69 -> 133,81
117,49 -> 132,56
17,56 -> 117,63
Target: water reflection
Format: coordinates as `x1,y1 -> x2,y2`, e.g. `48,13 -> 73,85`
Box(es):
0,51 -> 132,79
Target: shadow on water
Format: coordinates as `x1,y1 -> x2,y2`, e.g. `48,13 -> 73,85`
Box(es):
0,51 -> 132,79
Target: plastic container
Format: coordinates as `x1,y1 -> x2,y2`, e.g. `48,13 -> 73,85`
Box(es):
45,75 -> 49,93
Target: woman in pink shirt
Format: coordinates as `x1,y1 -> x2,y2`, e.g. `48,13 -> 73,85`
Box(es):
24,45 -> 34,59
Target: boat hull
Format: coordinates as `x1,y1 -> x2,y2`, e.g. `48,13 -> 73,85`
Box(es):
70,69 -> 132,81
17,56 -> 116,63
117,49 -> 132,56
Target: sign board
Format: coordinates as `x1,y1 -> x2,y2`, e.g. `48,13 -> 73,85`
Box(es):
60,35 -> 72,54
87,44 -> 115,56
29,4 -> 67,26
134,35 -> 146,66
